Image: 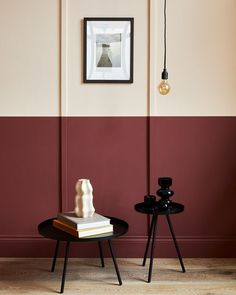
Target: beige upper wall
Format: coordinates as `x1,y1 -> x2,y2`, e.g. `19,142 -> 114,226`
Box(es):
0,0 -> 60,116
151,0 -> 236,116
0,0 -> 236,116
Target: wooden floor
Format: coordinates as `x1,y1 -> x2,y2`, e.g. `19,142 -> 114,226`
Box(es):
0,258 -> 236,294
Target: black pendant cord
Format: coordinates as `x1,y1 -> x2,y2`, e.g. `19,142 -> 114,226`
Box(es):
161,0 -> 168,80
164,0 -> 167,70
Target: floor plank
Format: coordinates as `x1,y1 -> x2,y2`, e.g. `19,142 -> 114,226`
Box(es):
0,258 -> 236,294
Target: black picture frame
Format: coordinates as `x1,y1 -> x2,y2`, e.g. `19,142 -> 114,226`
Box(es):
83,17 -> 134,83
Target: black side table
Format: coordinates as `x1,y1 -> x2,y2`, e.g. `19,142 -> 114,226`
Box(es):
135,202 -> 185,283
38,216 -> 128,293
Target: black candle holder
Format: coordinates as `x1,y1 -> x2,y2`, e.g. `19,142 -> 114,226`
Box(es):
156,177 -> 174,209
144,194 -> 156,206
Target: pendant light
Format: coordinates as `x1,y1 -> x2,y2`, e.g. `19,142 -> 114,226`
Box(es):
158,0 -> 170,95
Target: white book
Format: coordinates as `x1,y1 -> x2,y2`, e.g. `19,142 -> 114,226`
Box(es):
57,212 -> 110,230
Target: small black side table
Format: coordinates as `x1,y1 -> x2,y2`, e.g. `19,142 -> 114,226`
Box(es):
135,202 -> 185,283
38,216 -> 128,293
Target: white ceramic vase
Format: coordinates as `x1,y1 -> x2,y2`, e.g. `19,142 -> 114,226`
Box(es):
74,179 -> 95,218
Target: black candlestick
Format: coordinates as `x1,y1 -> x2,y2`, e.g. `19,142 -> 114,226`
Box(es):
156,177 -> 174,209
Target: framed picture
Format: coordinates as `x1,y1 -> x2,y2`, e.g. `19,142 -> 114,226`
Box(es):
83,17 -> 134,83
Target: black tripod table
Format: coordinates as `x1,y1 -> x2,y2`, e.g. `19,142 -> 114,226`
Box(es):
38,216 -> 128,293
135,202 -> 185,283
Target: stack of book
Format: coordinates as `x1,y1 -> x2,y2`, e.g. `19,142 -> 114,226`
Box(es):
53,212 -> 113,238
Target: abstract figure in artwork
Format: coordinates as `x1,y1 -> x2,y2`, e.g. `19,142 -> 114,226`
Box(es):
74,179 -> 95,218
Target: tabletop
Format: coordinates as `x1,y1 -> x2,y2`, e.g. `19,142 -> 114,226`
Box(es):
134,202 -> 184,215
38,216 -> 128,242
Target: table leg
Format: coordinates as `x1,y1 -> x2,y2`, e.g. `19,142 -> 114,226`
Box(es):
142,214 -> 155,266
60,241 -> 70,294
166,214 -> 186,273
98,241 -> 105,267
51,240 -> 60,272
108,239 -> 122,285
148,214 -> 158,283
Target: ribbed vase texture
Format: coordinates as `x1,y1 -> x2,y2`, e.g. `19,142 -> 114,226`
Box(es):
74,179 -> 95,218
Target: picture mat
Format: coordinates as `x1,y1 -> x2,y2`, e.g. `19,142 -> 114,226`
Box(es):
86,20 -> 131,81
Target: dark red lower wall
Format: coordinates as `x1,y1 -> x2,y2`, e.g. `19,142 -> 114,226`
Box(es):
0,117 -> 236,257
